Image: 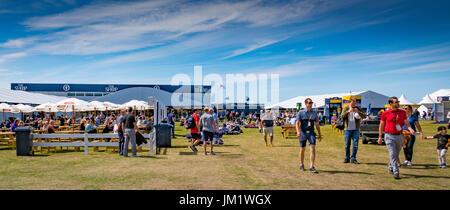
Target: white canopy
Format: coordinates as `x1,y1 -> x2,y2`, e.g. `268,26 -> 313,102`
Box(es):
267,90 -> 389,109
0,88 -> 67,105
419,94 -> 436,104
399,94 -> 415,105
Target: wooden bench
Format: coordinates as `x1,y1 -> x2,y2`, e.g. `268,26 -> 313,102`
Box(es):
0,132 -> 15,148
281,125 -> 297,139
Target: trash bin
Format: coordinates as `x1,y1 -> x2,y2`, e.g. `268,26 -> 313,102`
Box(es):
15,127 -> 33,156
156,123 -> 172,148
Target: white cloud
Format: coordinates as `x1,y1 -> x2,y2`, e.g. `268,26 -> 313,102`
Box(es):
223,38 -> 287,59
0,52 -> 27,63
3,0 -> 368,55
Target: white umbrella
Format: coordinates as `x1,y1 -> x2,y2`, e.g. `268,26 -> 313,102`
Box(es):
0,103 -> 12,122
56,98 -> 89,111
13,104 -> 34,113
34,102 -> 59,112
88,101 -> 107,111
122,100 -> 149,111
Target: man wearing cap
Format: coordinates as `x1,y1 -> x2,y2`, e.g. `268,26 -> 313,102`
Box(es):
296,98 -> 322,173
261,110 -> 275,147
341,96 -> 366,164
378,96 -> 415,179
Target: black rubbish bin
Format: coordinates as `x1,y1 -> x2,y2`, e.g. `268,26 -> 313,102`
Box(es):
15,127 -> 33,156
156,123 -> 172,148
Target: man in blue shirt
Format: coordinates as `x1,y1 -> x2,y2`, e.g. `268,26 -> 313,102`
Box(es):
295,98 -> 323,173
167,110 -> 176,138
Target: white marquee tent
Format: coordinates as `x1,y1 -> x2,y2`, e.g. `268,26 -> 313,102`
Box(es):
399,94 -> 416,105
267,90 -> 389,109
0,88 -> 67,105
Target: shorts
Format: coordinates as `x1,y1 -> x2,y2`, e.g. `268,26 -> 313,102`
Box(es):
191,133 -> 201,140
299,131 -> 316,147
263,126 -> 273,136
202,131 -> 214,142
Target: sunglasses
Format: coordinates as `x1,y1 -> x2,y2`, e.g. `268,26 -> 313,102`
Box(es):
307,102 -> 314,105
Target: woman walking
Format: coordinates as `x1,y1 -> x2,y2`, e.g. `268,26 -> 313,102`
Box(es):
401,105 -> 425,166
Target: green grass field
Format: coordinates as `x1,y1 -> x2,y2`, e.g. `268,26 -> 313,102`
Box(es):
0,120 -> 448,190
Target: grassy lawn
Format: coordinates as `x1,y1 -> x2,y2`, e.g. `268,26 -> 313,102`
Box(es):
0,120 -> 448,190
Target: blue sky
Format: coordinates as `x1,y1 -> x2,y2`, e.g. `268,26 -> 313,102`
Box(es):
0,0 -> 449,104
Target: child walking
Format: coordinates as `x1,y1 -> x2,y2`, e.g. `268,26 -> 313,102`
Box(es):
424,126 -> 449,168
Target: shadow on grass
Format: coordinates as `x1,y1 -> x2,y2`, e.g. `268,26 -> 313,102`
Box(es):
402,173 -> 450,179
0,147 -> 13,151
133,155 -> 166,159
320,170 -> 373,175
362,162 -> 388,166
179,152 -> 197,155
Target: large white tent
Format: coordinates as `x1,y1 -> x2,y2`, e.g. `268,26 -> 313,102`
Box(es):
419,94 -> 436,104
267,90 -> 389,109
0,88 -> 67,105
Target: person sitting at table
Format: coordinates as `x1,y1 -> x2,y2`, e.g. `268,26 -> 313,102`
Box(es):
46,120 -> 55,133
11,119 -> 19,132
80,119 -> 86,131
102,121 -> 114,133
137,117 -> 145,127
85,119 -> 97,133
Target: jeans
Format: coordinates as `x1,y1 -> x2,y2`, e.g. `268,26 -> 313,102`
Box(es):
118,129 -> 124,155
344,130 -> 360,160
123,128 -> 137,157
169,123 -> 175,137
403,134 -> 416,162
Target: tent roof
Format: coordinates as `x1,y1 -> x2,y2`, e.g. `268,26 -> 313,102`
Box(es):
267,91 -> 366,109
419,94 -> 437,104
0,88 -> 67,105
399,94 -> 415,105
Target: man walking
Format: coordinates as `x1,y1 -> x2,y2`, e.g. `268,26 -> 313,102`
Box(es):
122,107 -> 138,157
296,98 -> 323,173
341,96 -> 366,164
117,109 -> 126,156
189,109 -> 202,153
261,110 -> 275,147
378,97 -> 415,179
199,107 -> 218,155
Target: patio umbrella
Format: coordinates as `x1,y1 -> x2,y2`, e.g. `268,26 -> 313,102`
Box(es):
56,98 -> 90,130
0,103 -> 12,123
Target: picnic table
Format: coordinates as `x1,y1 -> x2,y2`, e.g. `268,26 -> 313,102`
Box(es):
281,124 -> 297,139
0,132 -> 15,148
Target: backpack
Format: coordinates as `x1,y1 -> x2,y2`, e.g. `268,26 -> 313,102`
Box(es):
185,115 -> 196,129
335,116 -> 345,130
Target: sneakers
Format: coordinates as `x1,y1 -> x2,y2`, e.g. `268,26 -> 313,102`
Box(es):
344,158 -> 350,163
204,152 -> 207,155
407,161 -> 412,166
309,167 -> 319,174
190,145 -> 198,153
440,163 -> 447,168
299,165 -> 305,171
394,174 -> 401,179
351,159 -> 360,164
401,160 -> 409,166
210,151 -> 216,155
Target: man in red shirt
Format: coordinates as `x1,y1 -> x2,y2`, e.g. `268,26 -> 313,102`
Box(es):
378,96 -> 415,179
189,109 -> 201,153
